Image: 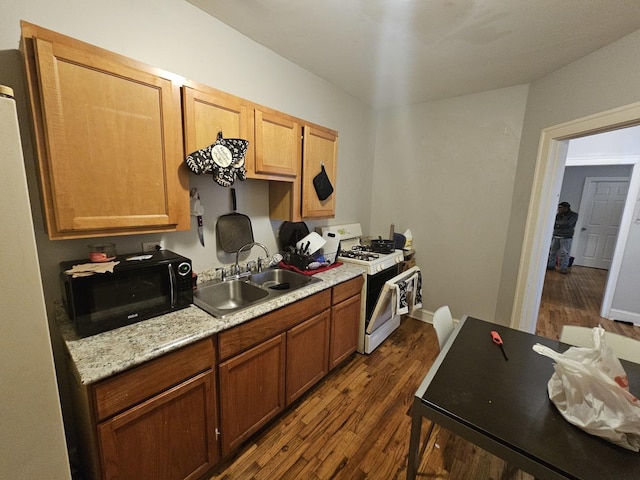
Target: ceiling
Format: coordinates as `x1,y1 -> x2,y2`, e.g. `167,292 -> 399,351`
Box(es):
187,0 -> 640,109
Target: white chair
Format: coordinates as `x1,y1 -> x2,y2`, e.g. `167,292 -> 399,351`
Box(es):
560,325 -> 640,364
433,306 -> 455,350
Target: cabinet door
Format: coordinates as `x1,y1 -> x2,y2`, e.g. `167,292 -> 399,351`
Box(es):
219,334 -> 286,456
98,371 -> 217,480
254,109 -> 300,178
22,24 -> 187,239
286,310 -> 330,404
330,294 -> 361,369
301,125 -> 337,219
182,85 -> 254,167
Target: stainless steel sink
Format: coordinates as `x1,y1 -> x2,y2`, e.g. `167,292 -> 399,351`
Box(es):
194,268 -> 322,318
249,268 -> 319,291
194,280 -> 269,317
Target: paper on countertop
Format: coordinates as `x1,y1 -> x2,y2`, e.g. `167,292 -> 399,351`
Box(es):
64,261 -> 120,278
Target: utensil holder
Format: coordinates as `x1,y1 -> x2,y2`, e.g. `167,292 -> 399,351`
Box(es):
284,252 -> 311,270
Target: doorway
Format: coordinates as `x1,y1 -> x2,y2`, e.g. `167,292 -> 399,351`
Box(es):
511,102 -> 640,334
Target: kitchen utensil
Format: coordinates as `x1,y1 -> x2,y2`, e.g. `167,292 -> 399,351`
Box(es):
393,233 -> 406,250
190,188 -> 205,247
370,237 -> 394,253
278,221 -> 310,251
491,331 -> 509,361
295,231 -> 326,255
216,188 -> 254,253
312,163 -> 334,201
321,231 -> 340,264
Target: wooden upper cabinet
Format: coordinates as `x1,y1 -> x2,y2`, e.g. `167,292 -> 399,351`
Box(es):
182,83 -> 254,169
21,22 -> 188,239
254,109 -> 300,178
301,125 -> 338,219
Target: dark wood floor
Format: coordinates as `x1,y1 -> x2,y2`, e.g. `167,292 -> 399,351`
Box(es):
536,265 -> 640,340
209,266 -> 638,479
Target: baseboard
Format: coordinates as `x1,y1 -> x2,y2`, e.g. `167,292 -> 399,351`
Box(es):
609,308 -> 640,326
407,307 -> 430,323
407,308 -> 462,326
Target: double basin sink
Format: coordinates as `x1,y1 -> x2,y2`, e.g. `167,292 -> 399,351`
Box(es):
194,268 -> 322,318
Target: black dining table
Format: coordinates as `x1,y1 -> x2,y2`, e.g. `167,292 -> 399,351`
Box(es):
407,316 -> 640,480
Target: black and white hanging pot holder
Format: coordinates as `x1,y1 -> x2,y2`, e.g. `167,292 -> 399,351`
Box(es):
185,131 -> 249,187
312,163 -> 334,201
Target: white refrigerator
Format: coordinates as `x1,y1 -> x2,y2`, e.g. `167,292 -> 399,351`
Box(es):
0,87 -> 71,479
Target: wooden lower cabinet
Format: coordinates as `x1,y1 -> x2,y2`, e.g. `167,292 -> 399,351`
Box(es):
286,310 -> 331,404
98,372 -> 216,480
330,275 -> 364,369
71,339 -> 218,480
218,334 -> 286,456
330,294 -> 362,369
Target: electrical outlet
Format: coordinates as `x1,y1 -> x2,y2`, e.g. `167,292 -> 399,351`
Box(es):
142,241 -> 162,252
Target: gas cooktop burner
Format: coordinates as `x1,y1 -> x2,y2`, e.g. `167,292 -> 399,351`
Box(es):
339,248 -> 380,262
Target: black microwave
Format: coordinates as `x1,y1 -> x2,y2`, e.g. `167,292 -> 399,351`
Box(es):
60,250 -> 193,337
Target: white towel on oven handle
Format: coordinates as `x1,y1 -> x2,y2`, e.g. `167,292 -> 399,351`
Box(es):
387,267 -> 422,315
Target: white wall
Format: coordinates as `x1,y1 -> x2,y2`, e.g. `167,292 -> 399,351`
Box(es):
370,86 -> 529,321
497,28 -> 640,325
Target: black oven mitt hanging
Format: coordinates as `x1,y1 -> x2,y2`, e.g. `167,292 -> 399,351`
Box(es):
185,131 -> 249,187
312,164 -> 334,201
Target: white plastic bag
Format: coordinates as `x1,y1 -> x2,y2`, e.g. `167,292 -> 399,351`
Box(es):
533,326 -> 640,451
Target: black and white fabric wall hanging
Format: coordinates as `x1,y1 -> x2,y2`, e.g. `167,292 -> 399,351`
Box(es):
185,131 -> 249,187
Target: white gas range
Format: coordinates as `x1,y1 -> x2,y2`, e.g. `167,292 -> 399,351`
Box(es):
320,224 -> 420,354
321,223 -> 404,275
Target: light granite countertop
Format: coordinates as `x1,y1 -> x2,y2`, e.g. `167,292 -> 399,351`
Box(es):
58,263 -> 366,385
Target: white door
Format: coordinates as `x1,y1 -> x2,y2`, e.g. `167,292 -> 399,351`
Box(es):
573,177 -> 629,269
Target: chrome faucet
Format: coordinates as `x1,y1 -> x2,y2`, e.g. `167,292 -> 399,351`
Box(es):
235,242 -> 270,275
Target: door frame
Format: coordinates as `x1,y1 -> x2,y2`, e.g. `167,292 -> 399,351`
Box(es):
572,176 -> 630,269
511,101 -> 640,333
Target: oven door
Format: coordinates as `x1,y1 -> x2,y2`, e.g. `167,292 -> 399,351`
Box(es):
364,265 -> 400,320
364,266 -> 421,353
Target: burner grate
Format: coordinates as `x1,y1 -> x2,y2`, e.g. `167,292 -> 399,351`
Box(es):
339,248 -> 380,262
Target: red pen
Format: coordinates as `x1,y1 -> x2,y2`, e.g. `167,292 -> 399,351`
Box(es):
491,331 -> 509,361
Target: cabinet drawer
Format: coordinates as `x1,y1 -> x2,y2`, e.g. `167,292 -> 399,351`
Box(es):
93,339 -> 215,422
218,290 -> 331,361
332,275 -> 364,305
